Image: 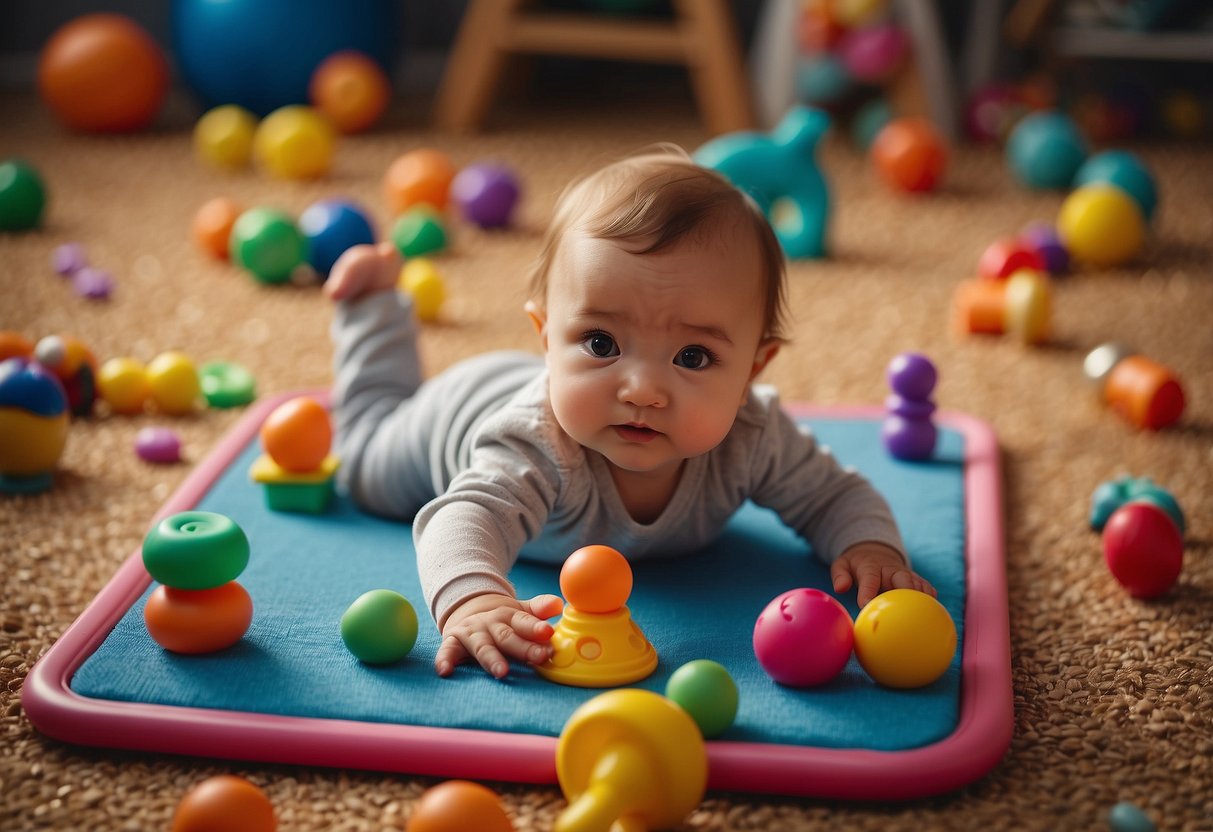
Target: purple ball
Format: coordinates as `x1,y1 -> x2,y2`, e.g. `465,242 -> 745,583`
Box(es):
451,163 -> 520,229
52,243 -> 87,276
886,352 -> 937,399
1020,222 -> 1070,276
882,415 -> 938,461
135,427 -> 182,464
838,23 -> 909,83
72,267 -> 114,300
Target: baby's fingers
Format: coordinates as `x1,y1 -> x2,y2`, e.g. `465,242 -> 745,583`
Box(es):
435,635 -> 469,678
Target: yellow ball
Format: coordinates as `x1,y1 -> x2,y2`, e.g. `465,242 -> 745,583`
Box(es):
398,257 -> 446,322
147,351 -> 200,415
1056,184 -> 1144,269
853,588 -> 957,688
194,105 -> 257,170
253,105 -> 335,180
97,356 -> 150,414
1004,268 -> 1050,346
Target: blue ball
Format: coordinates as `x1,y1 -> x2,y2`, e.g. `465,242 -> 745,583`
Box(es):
1073,150 -> 1158,222
1006,111 -> 1088,190
299,199 -> 376,278
172,0 -> 397,116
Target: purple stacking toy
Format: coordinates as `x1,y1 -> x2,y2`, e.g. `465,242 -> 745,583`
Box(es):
883,352 -> 937,461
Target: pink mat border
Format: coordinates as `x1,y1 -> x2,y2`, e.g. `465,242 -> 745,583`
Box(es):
23,392 -> 1011,800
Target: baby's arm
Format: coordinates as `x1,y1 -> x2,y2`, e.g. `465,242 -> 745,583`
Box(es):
436,592 -> 564,678
830,542 -> 936,608
324,241 -> 401,302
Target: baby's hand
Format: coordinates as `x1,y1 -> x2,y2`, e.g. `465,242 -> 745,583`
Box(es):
830,542 -> 936,608
323,241 -> 401,302
436,592 -> 564,679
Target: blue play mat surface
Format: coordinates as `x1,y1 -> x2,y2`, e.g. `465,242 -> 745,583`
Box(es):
72,417 -> 966,752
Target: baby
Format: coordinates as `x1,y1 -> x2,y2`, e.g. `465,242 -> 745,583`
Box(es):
325,148 -> 935,679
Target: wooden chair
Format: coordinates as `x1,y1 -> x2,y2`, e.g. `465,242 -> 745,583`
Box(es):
434,0 -> 755,136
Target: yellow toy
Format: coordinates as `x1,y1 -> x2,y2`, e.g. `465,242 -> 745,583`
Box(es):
852,588 -> 957,688
1056,184 -> 1144,269
194,104 -> 256,170
398,257 -> 446,322
253,105 -> 335,180
556,689 -> 707,832
536,545 -> 657,688
97,356 -> 150,414
250,396 -> 340,513
146,351 -> 201,415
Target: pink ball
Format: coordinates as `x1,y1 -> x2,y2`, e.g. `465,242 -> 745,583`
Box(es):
838,24 -> 909,83
1102,502 -> 1183,599
753,588 -> 854,687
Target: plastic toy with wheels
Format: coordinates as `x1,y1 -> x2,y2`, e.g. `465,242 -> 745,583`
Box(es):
695,106 -> 831,259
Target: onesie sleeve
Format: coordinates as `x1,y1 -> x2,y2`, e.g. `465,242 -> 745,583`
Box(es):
746,391 -> 907,565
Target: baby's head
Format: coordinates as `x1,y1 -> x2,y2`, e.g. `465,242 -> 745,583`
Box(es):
527,146 -> 787,341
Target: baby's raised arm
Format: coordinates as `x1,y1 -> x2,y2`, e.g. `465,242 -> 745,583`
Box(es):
324,241 -> 401,302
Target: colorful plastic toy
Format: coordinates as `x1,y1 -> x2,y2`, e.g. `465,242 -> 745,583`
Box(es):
837,22 -> 907,83
250,454 -> 341,513
0,159 -> 46,231
695,106 -> 831,258
1082,343 -> 1185,431
399,258 -> 446,323
309,50 -> 391,134
1106,800 -> 1157,832
883,352 -> 937,461
451,163 -> 521,229
852,588 -> 956,688
299,199 -> 376,277
1102,502 -> 1183,599
229,207 -> 307,285
171,775 -> 276,832
53,244 -> 87,278
199,361 -> 257,409
97,357 -> 150,414
391,206 -> 448,258
405,780 -> 514,832
664,659 -> 739,738
37,13 -> 169,133
71,267 -> 113,300
795,54 -> 852,105
147,351 -> 201,415
953,269 -> 1050,345
1006,111 -> 1088,190
827,0 -> 888,27
0,358 -> 70,493
851,97 -> 892,150
135,426 -> 182,464
871,117 -> 947,193
194,104 -> 257,170
251,396 -> 340,513
1057,184 -> 1144,269
1019,222 -> 1069,276
0,331 -> 35,362
977,236 -> 1046,280
556,689 -> 707,832
144,582 -> 254,654
1089,476 -> 1184,534
192,197 -> 244,261
752,587 -> 853,687
1073,150 -> 1157,223
340,589 -> 419,664
34,334 -> 99,416
537,545 -> 658,687
142,511 -> 251,590
384,148 -> 457,215
253,105 -> 335,180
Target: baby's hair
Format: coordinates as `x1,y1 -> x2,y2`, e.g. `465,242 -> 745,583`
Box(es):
528,145 -> 788,340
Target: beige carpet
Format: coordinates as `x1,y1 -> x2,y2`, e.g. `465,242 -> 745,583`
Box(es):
1,85 -> 1211,830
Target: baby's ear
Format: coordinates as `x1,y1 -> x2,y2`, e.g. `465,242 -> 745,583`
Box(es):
524,300 -> 547,342
749,338 -> 781,382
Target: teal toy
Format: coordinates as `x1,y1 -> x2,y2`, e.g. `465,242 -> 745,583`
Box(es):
229,207 -> 307,285
695,106 -> 831,259
0,159 -> 47,231
1073,150 -> 1158,222
1006,111 -> 1088,190
390,206 -> 447,258
1089,475 -> 1184,534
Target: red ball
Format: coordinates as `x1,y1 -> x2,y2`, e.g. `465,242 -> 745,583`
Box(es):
752,588 -> 854,687
1102,502 -> 1183,599
871,117 -> 948,193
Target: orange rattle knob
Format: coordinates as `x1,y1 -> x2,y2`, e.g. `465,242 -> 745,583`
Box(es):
560,545 -> 632,613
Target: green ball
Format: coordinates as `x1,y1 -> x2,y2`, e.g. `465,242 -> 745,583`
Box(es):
0,159 -> 47,231
390,207 -> 447,257
230,207 -> 307,284
340,589 -> 419,664
664,659 -> 739,738
199,361 -> 256,408
141,511 -> 250,590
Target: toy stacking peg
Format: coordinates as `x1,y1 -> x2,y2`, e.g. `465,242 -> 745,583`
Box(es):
883,352 -> 937,461
250,396 -> 341,512
952,269 -> 1050,345
1082,342 -> 1185,431
536,545 -> 657,688
556,689 -> 707,832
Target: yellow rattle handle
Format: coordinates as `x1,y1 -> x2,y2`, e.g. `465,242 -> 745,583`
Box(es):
555,742 -> 655,832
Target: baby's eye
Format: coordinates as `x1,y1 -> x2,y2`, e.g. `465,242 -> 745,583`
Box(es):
582,332 -> 619,358
674,346 -> 715,370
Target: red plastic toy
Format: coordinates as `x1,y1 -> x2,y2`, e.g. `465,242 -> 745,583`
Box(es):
977,236 -> 1047,280
1102,501 -> 1183,599
871,117 -> 947,193
752,587 -> 854,687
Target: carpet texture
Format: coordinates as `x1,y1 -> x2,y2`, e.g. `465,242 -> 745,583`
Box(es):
1,82 -> 1210,830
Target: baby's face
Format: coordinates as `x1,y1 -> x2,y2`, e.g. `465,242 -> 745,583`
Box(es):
534,229 -> 775,478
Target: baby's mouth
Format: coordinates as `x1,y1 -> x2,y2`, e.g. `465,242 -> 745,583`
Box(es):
613,423 -> 660,443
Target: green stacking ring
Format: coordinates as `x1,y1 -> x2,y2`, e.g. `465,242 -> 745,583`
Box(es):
199,361 -> 257,408
142,511 -> 250,590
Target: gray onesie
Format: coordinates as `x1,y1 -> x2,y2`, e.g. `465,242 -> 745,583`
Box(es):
332,292 -> 906,627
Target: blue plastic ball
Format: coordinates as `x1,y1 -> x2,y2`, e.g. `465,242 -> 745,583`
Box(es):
299,199 -> 376,278
1073,150 -> 1158,222
172,0 -> 397,116
1006,111 -> 1088,190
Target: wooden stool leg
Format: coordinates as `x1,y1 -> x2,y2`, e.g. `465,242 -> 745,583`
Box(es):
434,0 -> 527,133
675,0 -> 755,136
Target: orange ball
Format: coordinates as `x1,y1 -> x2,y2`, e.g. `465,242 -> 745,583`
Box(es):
144,583 -> 253,654
192,197 -> 244,261
260,396 -> 332,473
0,331 -> 35,362
559,545 -> 633,613
172,775 -> 276,832
406,781 -> 513,832
871,117 -> 948,193
37,13 -> 169,133
310,50 -> 391,134
384,148 -> 456,215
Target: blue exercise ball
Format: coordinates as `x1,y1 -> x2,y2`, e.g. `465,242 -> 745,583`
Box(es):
1006,111 -> 1088,190
172,0 -> 397,116
299,199 -> 376,278
1073,150 -> 1158,222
